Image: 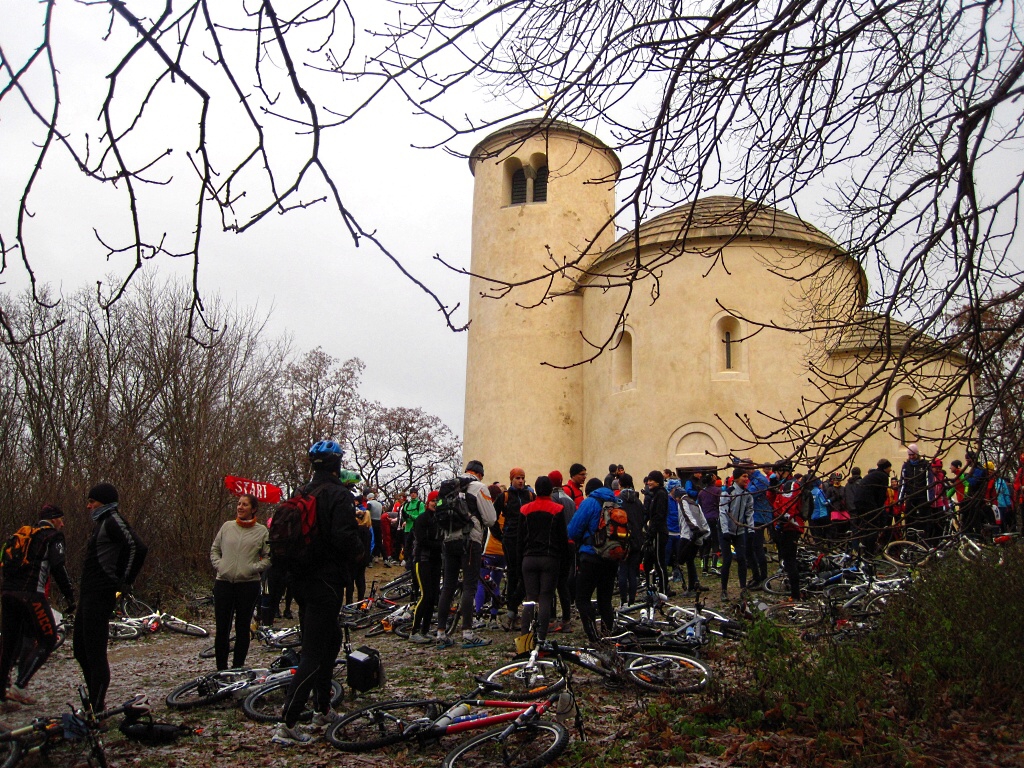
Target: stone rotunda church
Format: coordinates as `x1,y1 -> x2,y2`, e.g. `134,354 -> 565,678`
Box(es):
461,119 -> 970,482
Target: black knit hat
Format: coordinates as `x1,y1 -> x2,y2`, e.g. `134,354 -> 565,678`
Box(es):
646,470 -> 665,486
87,483 -> 119,505
41,503 -> 64,519
534,476 -> 553,496
466,460 -> 485,477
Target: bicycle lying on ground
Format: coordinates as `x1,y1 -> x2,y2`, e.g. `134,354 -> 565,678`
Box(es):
0,686 -> 149,768
483,635 -> 711,697
198,622 -> 301,659
763,574 -> 910,631
326,667 -> 585,768
166,649 -> 300,710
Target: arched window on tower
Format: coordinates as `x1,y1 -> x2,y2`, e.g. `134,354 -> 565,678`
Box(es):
510,168 -> 528,205
533,166 -> 548,202
612,329 -> 635,390
505,155 -> 549,206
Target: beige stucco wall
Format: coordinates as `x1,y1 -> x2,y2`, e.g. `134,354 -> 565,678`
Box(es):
463,120 -> 973,485
463,123 -> 619,483
578,240 -> 834,479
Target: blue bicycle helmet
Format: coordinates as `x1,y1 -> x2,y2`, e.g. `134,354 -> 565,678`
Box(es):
309,440 -> 343,458
309,440 -> 344,470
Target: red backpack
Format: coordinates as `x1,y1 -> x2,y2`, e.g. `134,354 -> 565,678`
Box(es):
268,489 -> 319,569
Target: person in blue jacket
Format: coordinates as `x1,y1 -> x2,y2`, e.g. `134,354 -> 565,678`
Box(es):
568,486 -> 619,643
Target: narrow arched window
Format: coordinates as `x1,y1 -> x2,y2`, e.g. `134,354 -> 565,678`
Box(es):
511,169 -> 528,205
724,331 -> 733,370
895,395 -> 919,445
533,166 -> 548,202
613,330 -> 634,389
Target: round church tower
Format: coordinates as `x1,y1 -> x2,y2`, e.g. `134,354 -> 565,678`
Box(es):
463,120 -> 620,481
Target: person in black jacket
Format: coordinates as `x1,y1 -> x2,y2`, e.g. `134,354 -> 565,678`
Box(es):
616,474 -> 647,606
493,469 -> 535,626
0,504 -> 75,706
75,484 -> 147,713
409,491 -> 444,643
643,470 -> 670,595
274,441 -> 362,746
856,460 -> 892,556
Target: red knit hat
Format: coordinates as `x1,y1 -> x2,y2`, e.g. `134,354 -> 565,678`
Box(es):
510,467 -> 525,480
427,490 -> 439,503
547,470 -> 563,486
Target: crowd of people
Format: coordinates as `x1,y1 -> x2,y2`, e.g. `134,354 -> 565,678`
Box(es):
1,439 -> 1021,749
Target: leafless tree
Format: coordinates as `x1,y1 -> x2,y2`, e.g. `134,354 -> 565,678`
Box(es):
270,347 -> 364,492
347,400 -> 462,499
4,0 -> 1023,468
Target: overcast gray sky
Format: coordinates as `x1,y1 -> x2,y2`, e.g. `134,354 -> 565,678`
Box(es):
1,2 -> 489,436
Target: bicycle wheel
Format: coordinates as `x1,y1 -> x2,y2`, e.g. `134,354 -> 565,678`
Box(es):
267,627 -> 302,649
199,636 -> 233,659
442,720 -> 570,768
325,699 -> 444,751
109,622 -> 140,641
162,615 -> 209,637
119,595 -> 153,619
242,677 -> 344,723
763,601 -> 822,628
482,660 -> 566,701
166,670 -> 252,709
762,573 -> 793,596
862,591 -> 903,615
623,649 -> 710,694
381,582 -> 414,601
883,540 -> 930,567
0,729 -> 22,768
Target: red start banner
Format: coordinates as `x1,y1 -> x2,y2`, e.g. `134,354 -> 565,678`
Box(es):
224,475 -> 283,504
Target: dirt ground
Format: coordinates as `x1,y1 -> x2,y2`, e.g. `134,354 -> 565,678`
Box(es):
7,563 -> 1024,768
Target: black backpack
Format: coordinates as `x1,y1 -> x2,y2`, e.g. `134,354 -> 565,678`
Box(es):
434,478 -> 476,536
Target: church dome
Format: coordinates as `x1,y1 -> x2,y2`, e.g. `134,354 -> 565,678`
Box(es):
598,195 -> 842,265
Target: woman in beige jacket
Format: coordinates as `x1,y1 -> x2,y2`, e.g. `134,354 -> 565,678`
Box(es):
210,494 -> 270,670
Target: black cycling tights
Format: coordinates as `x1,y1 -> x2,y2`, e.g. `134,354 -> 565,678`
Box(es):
73,590 -> 117,712
0,591 -> 59,696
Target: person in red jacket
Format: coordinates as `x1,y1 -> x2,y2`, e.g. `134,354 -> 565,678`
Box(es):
768,462 -> 803,600
563,464 -> 587,509
517,476 -> 570,641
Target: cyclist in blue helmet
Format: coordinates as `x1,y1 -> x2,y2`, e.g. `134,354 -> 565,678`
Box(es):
273,438 -> 358,745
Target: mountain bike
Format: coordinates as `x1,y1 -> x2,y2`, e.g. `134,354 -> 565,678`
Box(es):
326,667 -> 584,768
198,622 -> 302,659
883,529 -> 985,567
119,601 -> 208,638
617,584 -> 746,643
166,649 -> 301,710
763,575 -> 909,629
0,686 -> 149,768
240,660 -> 346,722
365,604 -> 413,638
483,635 -> 711,697
379,571 -> 415,601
